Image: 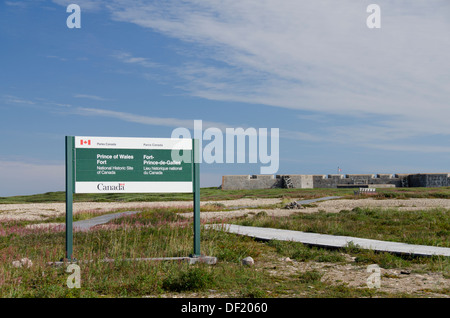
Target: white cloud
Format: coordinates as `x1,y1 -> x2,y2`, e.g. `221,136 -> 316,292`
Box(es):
0,161 -> 64,197
46,0 -> 450,153
104,0 -> 450,140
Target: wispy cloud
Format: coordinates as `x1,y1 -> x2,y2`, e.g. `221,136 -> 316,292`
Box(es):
52,0 -> 104,11
3,95 -> 35,105
5,1 -> 28,8
112,52 -> 160,68
45,55 -> 67,62
362,143 -> 450,154
2,95 -> 72,109
104,0 -> 450,140
280,130 -> 326,143
72,107 -> 229,130
74,94 -> 111,101
47,0 -> 450,154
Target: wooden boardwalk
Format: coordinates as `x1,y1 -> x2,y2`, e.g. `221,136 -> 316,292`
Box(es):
73,211 -> 140,230
206,224 -> 450,257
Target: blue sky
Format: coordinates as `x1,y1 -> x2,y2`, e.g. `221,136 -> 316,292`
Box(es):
1,0 -> 449,196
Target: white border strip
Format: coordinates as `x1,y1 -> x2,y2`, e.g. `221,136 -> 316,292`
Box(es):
75,181 -> 193,193
75,136 -> 192,150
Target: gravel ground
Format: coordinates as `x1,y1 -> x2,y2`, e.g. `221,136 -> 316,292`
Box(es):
2,197 -> 450,221
185,197 -> 450,220
259,255 -> 450,298
0,198 -> 281,221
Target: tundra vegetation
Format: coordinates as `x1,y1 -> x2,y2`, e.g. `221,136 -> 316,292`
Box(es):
0,187 -> 449,298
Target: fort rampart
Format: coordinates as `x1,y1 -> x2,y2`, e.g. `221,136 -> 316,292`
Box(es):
221,173 -> 450,190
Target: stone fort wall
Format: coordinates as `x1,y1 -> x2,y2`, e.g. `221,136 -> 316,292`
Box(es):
221,173 -> 450,190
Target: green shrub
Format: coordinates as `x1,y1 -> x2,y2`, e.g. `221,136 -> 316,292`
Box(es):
162,266 -> 214,292
297,270 -> 323,284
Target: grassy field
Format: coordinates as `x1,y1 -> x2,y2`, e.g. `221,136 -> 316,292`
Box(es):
2,186 -> 450,204
0,187 -> 449,298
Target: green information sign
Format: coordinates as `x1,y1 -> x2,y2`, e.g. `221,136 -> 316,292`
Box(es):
65,136 -> 201,260
73,136 -> 194,193
75,148 -> 191,182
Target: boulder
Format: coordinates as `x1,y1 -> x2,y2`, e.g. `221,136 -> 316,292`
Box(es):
241,256 -> 254,266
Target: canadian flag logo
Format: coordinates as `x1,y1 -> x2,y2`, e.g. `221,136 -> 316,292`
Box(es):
80,139 -> 91,146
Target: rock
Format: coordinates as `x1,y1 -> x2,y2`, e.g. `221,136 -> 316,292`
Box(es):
21,258 -> 33,268
284,201 -> 303,209
241,256 -> 254,266
12,260 -> 21,268
400,270 -> 411,275
12,258 -> 33,268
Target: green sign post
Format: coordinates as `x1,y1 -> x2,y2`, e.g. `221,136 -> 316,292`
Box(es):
64,136 -> 201,261
65,136 -> 74,261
